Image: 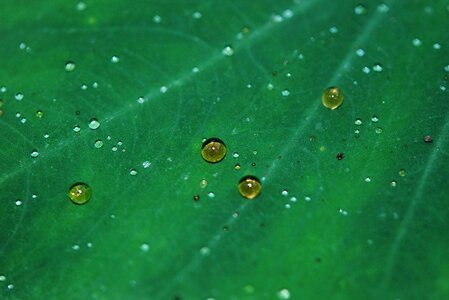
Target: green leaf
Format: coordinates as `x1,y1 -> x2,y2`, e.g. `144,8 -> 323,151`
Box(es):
1,0 -> 448,299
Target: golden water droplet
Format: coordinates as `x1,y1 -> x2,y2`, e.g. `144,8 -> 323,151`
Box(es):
322,86 -> 344,110
398,169 -> 407,177
201,138 -> 227,163
234,163 -> 241,170
238,175 -> 262,199
68,183 -> 92,205
200,179 -> 208,188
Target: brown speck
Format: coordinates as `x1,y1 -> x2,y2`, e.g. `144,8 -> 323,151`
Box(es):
423,135 -> 433,143
336,152 -> 344,160
193,195 -> 200,201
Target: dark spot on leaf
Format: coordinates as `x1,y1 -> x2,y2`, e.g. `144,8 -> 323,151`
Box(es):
193,195 -> 200,201
336,152 -> 344,160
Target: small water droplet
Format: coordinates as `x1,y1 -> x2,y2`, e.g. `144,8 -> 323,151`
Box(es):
15,200 -> 22,206
15,92 -> 24,101
207,192 -> 215,198
362,66 -> 371,74
94,139 -> 103,148
281,189 -> 288,196
290,197 -> 297,202
140,243 -> 150,252
356,48 -> 365,56
355,118 -> 363,125
412,38 -> 422,47
112,146 -> 118,152
282,9 -> 294,18
398,169 -> 406,177
31,150 -> 39,158
35,110 -> 44,118
365,177 -> 371,183
111,56 -> 120,63
278,288 -> 291,299
192,11 -> 202,19
137,96 -> 145,104
68,183 -> 92,205
81,84 -> 88,90
160,86 -> 168,93
371,116 -> 379,122
130,169 -> 138,176
73,125 -> 81,133
377,3 -> 390,12
199,247 -> 210,256
322,87 -> 344,110
373,64 -> 383,72
65,61 -> 76,72
329,26 -> 338,34
339,208 -> 349,216
238,176 -> 262,199
390,180 -> 397,187
7,284 -> 14,290
200,179 -> 208,188
304,196 -> 312,202
142,161 -> 151,168
153,15 -> 161,23
423,135 -> 433,143
433,43 -> 441,50
375,127 -> 383,134
267,83 -> 274,90
354,4 -> 367,15
72,244 -> 80,250
222,45 -> 234,56
44,133 -> 49,138
76,1 -> 86,11
281,89 -> 290,96
88,118 -> 100,130
234,163 -> 241,170
233,152 -> 239,158
0,275 -> 6,281
201,138 -> 227,163
20,117 -> 27,123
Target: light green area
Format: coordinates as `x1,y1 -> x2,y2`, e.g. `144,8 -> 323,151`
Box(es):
1,0 -> 448,299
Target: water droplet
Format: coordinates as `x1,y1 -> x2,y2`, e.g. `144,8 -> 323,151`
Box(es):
32,194 -> 37,199
329,26 -> 338,34
282,9 -> 294,18
192,11 -> 202,19
207,192 -> 215,198
281,89 -> 290,96
193,195 -> 200,201
373,64 -> 383,72
423,135 -> 433,143
433,43 -> 441,50
65,61 -> 76,72
278,288 -> 291,299
371,116 -> 379,122
15,92 -> 24,101
112,146 -> 118,152
222,45 -> 234,56
68,183 -> 92,205
201,138 -> 227,163
271,14 -> 283,23
7,284 -> 14,290
130,169 -> 138,176
375,127 -> 383,134
31,150 -> 39,158
43,133 -> 49,139
398,169 -> 406,177
322,87 -> 344,110
390,180 -> 397,187
412,38 -> 422,47
234,163 -> 241,170
290,197 -> 297,202
0,86 -> 6,93
140,243 -> 150,252
355,118 -> 363,125
111,56 -> 120,63
15,200 -> 22,206
362,66 -> 371,74
87,242 -> 92,248
238,176 -> 262,200
35,110 -> 44,118
354,4 -> 367,15
199,247 -> 210,256
281,189 -> 288,196
81,84 -> 88,90
76,2 -> 86,11
73,125 -> 81,133
92,82 -> 98,88
356,48 -> 365,56
142,161 -> 151,168
88,118 -> 100,130
339,208 -> 349,216
160,86 -> 168,93
0,275 -> 5,281
365,177 -> 371,183
117,140 -> 123,146
94,139 -> 103,148
72,244 -> 80,250
153,15 -> 161,23
137,96 -> 145,104
200,179 -> 208,188
20,117 -> 27,124
267,83 -> 274,90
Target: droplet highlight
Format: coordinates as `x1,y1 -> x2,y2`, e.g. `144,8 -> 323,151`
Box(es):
238,175 -> 262,200
322,87 -> 344,110
68,183 -> 92,205
201,138 -> 227,163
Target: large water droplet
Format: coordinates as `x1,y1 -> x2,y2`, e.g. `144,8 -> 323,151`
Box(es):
88,118 -> 100,130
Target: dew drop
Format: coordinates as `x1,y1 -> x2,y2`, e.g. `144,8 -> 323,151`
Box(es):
354,4 -> 367,15
200,179 -> 208,189
153,15 -> 161,23
281,89 -> 290,96
433,43 -> 441,50
222,45 -> 234,56
111,56 -> 120,63
76,2 -> 86,11
192,11 -> 202,19
375,127 -> 383,134
233,152 -> 239,158
68,183 -> 92,205
207,192 -> 215,199
140,243 -> 150,252
7,284 -> 14,290
201,138 -> 227,163
88,118 -> 100,130
398,169 -> 406,177
65,61 -> 76,72
15,200 -> 22,206
142,161 -> 151,168
322,86 -> 344,110
15,92 -> 24,101
73,125 -> 81,133
390,180 -> 397,187
355,118 -> 363,125
423,135 -> 433,143
35,110 -> 44,118
377,3 -> 390,12
30,149 -> 39,158
365,177 -> 371,183
371,116 -> 379,122
0,275 -> 5,281
281,189 -> 288,196
72,244 -> 80,250
199,247 -> 210,256
160,86 -> 168,93
329,26 -> 338,34
94,139 -> 103,148
356,48 -> 365,56
412,38 -> 422,47
278,288 -> 291,299
373,64 -> 383,72
234,163 -> 241,170
20,117 -> 27,124
137,96 -> 145,104
130,169 -> 138,176
362,66 -> 371,74
238,175 -> 262,200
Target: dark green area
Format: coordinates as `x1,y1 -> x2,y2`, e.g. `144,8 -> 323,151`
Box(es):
1,0 -> 448,299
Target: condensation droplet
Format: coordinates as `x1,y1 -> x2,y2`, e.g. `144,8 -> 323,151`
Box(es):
281,89 -> 290,96
88,118 -> 100,130
31,149 -> 39,158
65,61 -> 76,72
199,247 -> 210,256
390,180 -> 397,187
160,86 -> 168,93
355,118 -> 362,125
354,4 -> 367,15
73,125 -> 81,133
94,139 -> 103,148
68,183 -> 92,205
281,189 -> 288,196
140,243 -> 150,252
365,177 -> 371,183
371,116 -> 379,122
35,110 -> 44,118
200,179 -> 208,188
373,64 -> 383,72
222,45 -> 234,56
375,127 -> 383,134
111,56 -> 120,63
398,169 -> 406,177
356,48 -> 365,56
153,15 -> 161,23
238,175 -> 262,200
15,200 -> 22,206
15,92 -> 24,101
142,161 -> 151,168
201,138 -> 227,163
412,38 -> 422,47
278,288 -> 291,299
130,169 -> 138,176
322,87 -> 344,110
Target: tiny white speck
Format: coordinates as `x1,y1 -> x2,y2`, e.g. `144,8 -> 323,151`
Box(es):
7,284 -> 14,290
160,86 -> 168,93
329,26 -> 338,34
142,161 -> 151,168
272,14 -> 283,23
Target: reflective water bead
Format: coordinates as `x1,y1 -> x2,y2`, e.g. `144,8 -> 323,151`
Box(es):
88,118 -> 100,130
68,183 -> 92,205
65,61 -> 76,72
201,138 -> 227,163
322,86 -> 344,110
222,45 -> 234,56
238,175 -> 262,200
